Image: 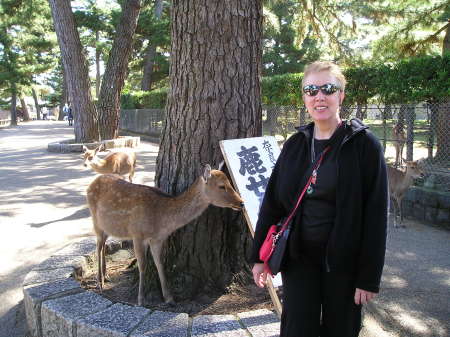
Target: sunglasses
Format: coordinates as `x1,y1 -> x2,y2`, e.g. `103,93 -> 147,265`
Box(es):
303,83 -> 341,96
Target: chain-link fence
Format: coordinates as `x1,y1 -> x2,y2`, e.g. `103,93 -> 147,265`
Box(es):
263,102 -> 450,192
120,102 -> 449,192
120,109 -> 165,137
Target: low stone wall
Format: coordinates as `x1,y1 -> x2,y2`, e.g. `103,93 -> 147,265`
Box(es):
48,136 -> 140,153
0,119 -> 10,126
404,187 -> 450,229
23,237 -> 281,337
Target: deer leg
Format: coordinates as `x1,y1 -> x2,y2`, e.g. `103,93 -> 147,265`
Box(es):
133,237 -> 146,306
399,143 -> 405,165
96,232 -> 107,290
399,197 -> 405,227
394,145 -> 399,167
149,240 -> 174,304
129,166 -> 135,183
390,197 -> 398,228
101,234 -> 111,282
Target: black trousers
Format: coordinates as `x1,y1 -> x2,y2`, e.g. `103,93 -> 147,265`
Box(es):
280,244 -> 362,337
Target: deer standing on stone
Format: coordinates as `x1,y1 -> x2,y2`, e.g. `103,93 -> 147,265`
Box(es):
392,123 -> 406,167
83,145 -> 136,182
388,161 -> 423,227
86,164 -> 244,305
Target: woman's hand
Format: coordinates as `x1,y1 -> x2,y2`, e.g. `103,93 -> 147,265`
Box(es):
252,263 -> 268,288
354,288 -> 376,305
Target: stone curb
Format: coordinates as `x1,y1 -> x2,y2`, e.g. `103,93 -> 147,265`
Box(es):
47,136 -> 140,153
23,237 -> 280,337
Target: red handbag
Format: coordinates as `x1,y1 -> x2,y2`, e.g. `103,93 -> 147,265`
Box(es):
259,146 -> 330,276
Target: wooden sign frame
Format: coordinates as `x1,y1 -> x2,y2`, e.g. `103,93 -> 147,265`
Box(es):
220,136 -> 282,318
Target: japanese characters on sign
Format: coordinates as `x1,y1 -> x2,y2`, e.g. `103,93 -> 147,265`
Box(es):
220,136 -> 282,287
220,136 -> 281,232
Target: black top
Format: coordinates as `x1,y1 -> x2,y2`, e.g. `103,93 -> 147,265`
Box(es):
297,138 -> 337,243
251,119 -> 388,293
295,125 -> 347,244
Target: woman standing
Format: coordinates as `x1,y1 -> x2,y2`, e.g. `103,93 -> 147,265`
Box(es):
251,61 -> 388,337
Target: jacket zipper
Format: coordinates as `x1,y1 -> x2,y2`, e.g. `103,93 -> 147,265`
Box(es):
324,123 -> 367,273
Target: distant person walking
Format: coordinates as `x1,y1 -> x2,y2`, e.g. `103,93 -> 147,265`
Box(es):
63,103 -> 73,126
42,107 -> 48,120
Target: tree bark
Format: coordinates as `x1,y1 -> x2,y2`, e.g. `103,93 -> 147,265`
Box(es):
31,88 -> 41,120
48,0 -> 98,143
96,30 -> 101,98
151,0 -> 263,300
141,0 -> 164,91
20,97 -> 31,121
10,85 -> 17,126
97,0 -> 142,140
58,64 -> 68,121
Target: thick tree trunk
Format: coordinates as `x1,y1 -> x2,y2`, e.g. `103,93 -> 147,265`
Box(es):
58,65 -> 67,121
141,0 -> 164,91
151,0 -> 263,300
19,97 -> 30,121
48,0 -> 98,143
96,31 -> 101,98
97,0 -> 142,140
58,87 -> 66,121
10,86 -> 17,126
31,88 -> 41,120
141,45 -> 158,91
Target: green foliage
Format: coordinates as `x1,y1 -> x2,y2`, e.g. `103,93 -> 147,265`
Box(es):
262,1 -> 320,75
261,72 -> 303,105
0,0 -> 57,102
120,88 -> 168,109
122,54 -> 450,108
362,0 -> 449,61
344,64 -> 379,105
262,55 -> 450,106
378,54 -> 450,103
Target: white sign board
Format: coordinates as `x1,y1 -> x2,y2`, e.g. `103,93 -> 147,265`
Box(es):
220,136 -> 282,287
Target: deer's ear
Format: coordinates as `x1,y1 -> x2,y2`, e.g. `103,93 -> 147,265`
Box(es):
203,164 -> 212,182
217,161 -> 225,171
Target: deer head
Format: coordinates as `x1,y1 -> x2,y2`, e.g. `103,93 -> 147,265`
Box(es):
82,146 -> 101,167
202,164 -> 243,211
404,160 -> 424,179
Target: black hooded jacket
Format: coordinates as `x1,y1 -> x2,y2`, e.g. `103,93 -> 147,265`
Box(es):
251,118 -> 388,293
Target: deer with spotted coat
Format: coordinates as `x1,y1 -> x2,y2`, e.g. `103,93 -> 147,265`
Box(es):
86,163 -> 244,305
83,145 -> 136,182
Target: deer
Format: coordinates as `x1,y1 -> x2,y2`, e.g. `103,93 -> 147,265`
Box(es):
387,160 -> 424,228
82,145 -> 136,182
86,164 -> 244,306
392,123 -> 406,167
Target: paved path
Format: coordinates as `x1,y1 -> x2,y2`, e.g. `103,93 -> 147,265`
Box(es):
0,121 -> 158,337
0,120 -> 449,337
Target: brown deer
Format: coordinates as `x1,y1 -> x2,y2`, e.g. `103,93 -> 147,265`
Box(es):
86,164 -> 244,305
388,161 -> 423,227
392,123 -> 406,167
83,145 -> 136,182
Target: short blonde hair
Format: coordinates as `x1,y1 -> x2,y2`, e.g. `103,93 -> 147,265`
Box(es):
302,61 -> 346,92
